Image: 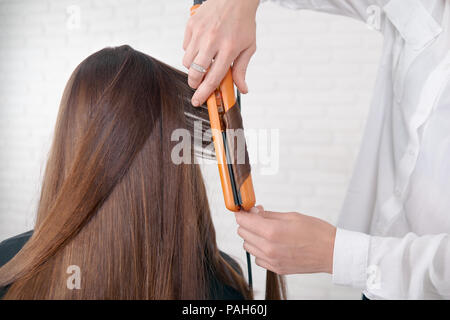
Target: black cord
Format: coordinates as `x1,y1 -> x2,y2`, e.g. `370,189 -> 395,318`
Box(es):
246,251 -> 253,289
236,88 -> 252,290
236,88 -> 241,110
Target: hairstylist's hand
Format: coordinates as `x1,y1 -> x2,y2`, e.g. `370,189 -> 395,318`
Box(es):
183,0 -> 261,106
235,206 -> 337,275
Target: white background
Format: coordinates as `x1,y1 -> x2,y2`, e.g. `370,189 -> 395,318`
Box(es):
0,0 -> 383,299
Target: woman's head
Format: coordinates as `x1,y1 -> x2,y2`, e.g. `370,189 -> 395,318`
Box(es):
0,45 -> 284,299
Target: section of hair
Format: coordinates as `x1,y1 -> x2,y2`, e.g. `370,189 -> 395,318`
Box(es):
0,45 -> 283,300
265,271 -> 287,300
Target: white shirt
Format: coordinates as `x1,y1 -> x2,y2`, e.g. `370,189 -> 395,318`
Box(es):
263,0 -> 450,299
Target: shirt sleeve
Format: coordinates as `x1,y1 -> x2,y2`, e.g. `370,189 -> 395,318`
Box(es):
333,228 -> 450,299
332,228 -> 370,288
260,0 -> 390,23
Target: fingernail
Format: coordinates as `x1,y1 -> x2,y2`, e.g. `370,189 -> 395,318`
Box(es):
250,207 -> 259,214
192,99 -> 199,106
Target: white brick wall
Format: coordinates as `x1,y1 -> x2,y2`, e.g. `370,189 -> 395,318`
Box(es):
0,0 -> 383,299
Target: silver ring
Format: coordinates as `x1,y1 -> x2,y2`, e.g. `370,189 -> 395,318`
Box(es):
190,62 -> 207,73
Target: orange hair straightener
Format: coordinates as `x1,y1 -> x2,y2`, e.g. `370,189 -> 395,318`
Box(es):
190,1 -> 256,213
190,0 -> 255,289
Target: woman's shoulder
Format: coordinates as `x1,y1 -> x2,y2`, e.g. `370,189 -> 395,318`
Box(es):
0,230 -> 33,299
211,251 -> 246,300
219,251 -> 242,276
0,233 -> 246,300
0,230 -> 33,267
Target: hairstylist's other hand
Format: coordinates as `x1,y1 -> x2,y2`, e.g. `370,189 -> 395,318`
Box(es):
235,206 -> 337,275
183,0 -> 260,106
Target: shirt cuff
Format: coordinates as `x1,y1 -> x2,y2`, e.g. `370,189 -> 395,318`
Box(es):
332,228 -> 371,289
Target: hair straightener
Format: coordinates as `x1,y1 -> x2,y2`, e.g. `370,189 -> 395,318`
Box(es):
190,0 -> 256,289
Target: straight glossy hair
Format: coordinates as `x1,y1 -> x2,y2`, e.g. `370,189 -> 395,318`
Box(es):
0,45 -> 285,299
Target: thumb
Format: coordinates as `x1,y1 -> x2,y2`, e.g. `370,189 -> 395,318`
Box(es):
259,209 -> 294,221
249,205 -> 264,214
232,44 -> 256,94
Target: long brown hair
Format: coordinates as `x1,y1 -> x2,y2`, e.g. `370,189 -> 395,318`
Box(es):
0,45 -> 285,299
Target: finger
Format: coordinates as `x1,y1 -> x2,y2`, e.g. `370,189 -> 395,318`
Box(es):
258,210 -> 295,221
254,257 -> 277,273
231,44 -> 256,94
250,206 -> 293,220
235,211 -> 278,239
188,51 -> 215,90
192,49 -> 235,106
182,37 -> 199,70
243,240 -> 270,261
238,226 -> 271,253
248,205 -> 264,214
